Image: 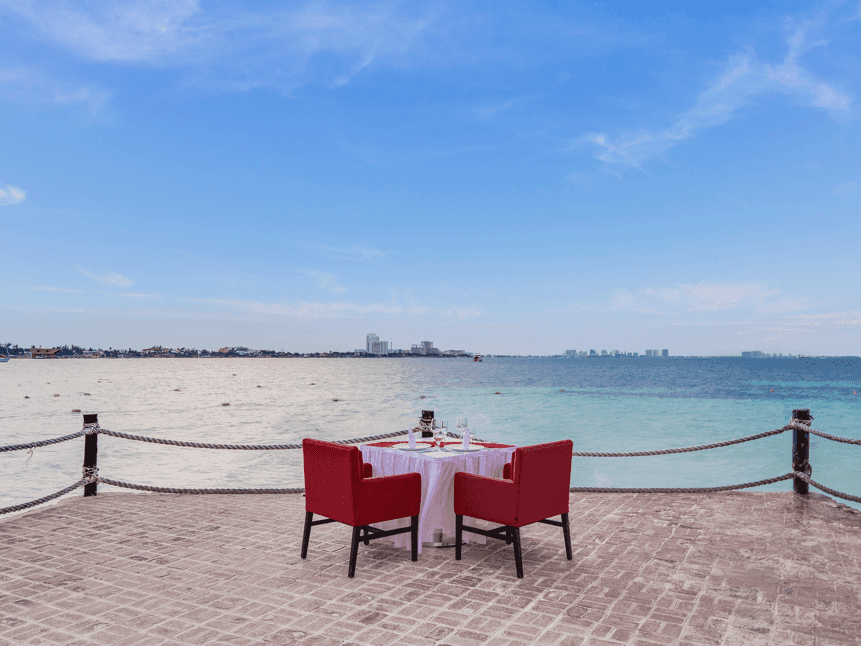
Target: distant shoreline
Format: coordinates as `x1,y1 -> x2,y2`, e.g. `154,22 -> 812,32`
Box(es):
5,354 -> 859,360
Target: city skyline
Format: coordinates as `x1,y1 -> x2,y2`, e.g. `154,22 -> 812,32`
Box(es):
1,1 -> 860,355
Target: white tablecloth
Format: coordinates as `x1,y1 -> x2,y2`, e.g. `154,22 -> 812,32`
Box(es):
359,443 -> 516,554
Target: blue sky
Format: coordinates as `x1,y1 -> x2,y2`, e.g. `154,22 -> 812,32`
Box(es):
1,0 -> 860,355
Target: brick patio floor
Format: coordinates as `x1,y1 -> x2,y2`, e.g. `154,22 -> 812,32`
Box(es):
1,491 -> 860,646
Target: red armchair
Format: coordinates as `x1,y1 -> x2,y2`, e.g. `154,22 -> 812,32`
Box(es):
301,438 -> 421,577
454,439 -> 573,578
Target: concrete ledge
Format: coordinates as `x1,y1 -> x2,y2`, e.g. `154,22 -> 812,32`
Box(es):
1,491 -> 860,645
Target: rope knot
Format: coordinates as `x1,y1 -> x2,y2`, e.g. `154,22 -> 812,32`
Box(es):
82,466 -> 99,484
83,423 -> 100,435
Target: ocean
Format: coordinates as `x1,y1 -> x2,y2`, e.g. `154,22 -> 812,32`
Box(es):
2,357 -> 860,515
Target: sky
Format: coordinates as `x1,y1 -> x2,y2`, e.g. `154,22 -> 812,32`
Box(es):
1,0 -> 861,356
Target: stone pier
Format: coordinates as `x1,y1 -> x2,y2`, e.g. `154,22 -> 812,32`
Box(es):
1,491 -> 860,645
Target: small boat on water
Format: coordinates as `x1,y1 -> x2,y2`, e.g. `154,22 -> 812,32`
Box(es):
0,357 -> 9,363
473,355 -> 482,362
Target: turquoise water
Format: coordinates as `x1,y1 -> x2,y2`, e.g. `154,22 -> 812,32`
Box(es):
1,356 -> 860,514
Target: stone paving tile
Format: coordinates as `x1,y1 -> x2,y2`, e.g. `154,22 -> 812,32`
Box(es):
2,491 -> 861,645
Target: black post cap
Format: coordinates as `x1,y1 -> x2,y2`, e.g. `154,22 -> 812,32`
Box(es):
83,413 -> 98,424
792,409 -> 813,421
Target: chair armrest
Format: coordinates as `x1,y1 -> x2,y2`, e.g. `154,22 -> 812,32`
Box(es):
363,462 -> 373,478
454,472 -> 518,526
356,472 -> 421,526
502,463 -> 512,480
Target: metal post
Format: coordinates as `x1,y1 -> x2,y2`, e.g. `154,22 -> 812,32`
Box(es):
82,413 -> 98,497
792,409 -> 812,495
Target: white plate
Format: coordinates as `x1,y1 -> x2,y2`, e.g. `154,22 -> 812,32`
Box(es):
398,446 -> 430,452
449,447 -> 482,452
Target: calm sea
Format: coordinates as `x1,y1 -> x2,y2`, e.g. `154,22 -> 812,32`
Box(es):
2,357 -> 860,516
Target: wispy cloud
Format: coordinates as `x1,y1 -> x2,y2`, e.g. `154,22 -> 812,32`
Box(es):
586,14 -> 851,169
445,306 -> 481,319
95,291 -> 161,299
188,297 -> 429,320
833,180 -> 861,200
313,245 -> 387,262
638,282 -> 778,311
16,285 -> 81,293
0,183 -> 25,205
1,1 -> 439,93
301,269 -> 346,294
612,282 -> 805,314
78,268 -> 134,287
0,65 -> 109,111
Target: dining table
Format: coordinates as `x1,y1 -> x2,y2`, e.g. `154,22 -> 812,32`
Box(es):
360,438 -> 516,554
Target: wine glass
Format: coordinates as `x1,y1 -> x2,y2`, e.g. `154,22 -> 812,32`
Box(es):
433,425 -> 445,450
439,421 -> 448,447
455,417 -> 464,436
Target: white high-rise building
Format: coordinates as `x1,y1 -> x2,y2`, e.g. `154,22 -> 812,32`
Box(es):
366,333 -> 379,353
366,333 -> 389,355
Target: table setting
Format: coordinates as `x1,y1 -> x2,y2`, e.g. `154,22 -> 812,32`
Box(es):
360,414 -> 516,552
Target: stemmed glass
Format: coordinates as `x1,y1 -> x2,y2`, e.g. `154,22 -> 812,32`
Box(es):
433,424 -> 445,450
455,417 -> 464,436
439,421 -> 448,449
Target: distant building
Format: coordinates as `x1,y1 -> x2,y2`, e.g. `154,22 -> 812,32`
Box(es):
364,333 -> 389,355
366,333 -> 379,353
564,350 -> 576,357
589,349 -> 596,356
662,349 -> 669,357
30,347 -> 60,358
410,340 -> 440,355
370,341 -> 389,355
601,350 -> 608,356
741,351 -> 766,358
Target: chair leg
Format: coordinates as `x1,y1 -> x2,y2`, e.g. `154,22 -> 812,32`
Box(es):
455,515 -> 463,560
511,527 -> 524,579
561,513 -> 572,560
506,527 -> 512,545
411,515 -> 419,562
363,526 -> 370,546
348,526 -> 362,578
301,511 -> 313,559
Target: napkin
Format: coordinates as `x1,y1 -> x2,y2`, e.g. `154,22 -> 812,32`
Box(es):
462,427 -> 470,450
408,427 -> 416,449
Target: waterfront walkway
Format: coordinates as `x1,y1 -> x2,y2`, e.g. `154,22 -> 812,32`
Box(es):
1,492 -> 859,646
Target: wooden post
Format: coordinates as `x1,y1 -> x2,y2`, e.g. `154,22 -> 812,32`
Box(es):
82,413 -> 98,497
792,409 -> 812,495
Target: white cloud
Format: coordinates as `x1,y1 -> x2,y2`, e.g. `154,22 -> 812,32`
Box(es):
95,291 -> 161,299
445,306 -> 481,319
0,0 -> 202,62
0,0 -> 438,93
314,245 -> 387,262
190,297 -> 429,320
638,282 -> 778,311
17,285 -> 81,292
301,269 -> 346,294
78,268 -> 134,287
586,17 -> 850,168
0,183 -> 25,205
0,65 -> 110,110
834,181 -> 861,200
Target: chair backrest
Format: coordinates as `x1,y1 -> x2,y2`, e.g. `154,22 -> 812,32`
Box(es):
510,440 -> 573,526
302,438 -> 363,525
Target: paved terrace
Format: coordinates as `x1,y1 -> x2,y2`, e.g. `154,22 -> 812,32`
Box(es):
1,491 -> 860,646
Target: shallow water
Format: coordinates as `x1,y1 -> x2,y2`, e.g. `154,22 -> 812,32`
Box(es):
2,357 -> 860,515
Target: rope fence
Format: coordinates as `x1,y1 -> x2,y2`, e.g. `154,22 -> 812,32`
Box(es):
2,410 -> 858,516
570,425 -> 792,457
